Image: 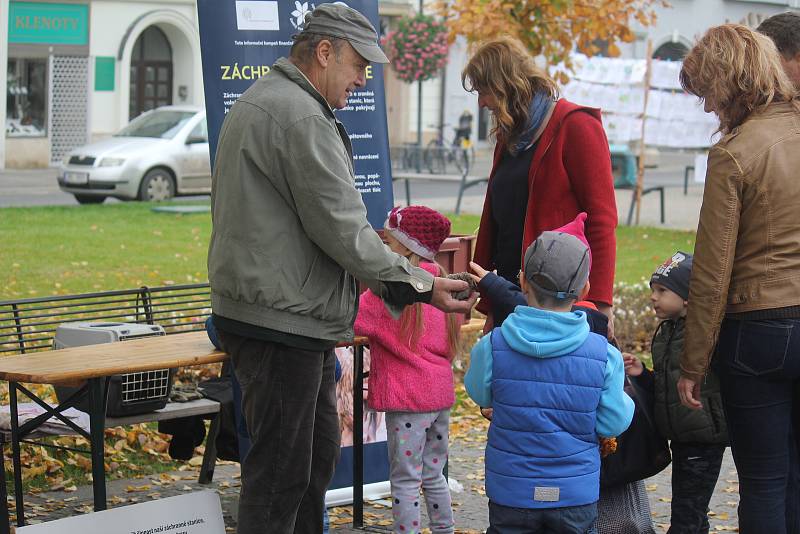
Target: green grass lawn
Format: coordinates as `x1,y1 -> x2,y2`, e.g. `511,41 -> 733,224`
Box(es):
614,226 -> 696,284
2,202 -> 695,299
2,202 -> 212,299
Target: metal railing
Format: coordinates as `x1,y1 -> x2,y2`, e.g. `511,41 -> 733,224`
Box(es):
0,283 -> 212,356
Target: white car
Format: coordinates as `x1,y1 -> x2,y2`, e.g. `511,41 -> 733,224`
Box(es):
58,106 -> 211,204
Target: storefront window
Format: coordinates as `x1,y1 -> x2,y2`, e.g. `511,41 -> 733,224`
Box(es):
6,58 -> 48,137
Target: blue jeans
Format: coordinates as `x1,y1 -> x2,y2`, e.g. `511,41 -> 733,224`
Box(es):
487,501 -> 597,534
716,318 -> 800,534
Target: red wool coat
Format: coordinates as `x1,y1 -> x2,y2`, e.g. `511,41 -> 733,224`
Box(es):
474,99 -> 618,307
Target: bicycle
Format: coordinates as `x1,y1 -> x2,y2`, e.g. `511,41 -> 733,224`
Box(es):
399,142 -> 424,172
423,122 -> 476,175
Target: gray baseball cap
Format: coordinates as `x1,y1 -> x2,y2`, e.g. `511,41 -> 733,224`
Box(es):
523,231 -> 591,300
299,3 -> 389,64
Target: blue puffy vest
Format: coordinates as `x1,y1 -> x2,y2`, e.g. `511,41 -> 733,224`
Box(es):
486,327 -> 608,509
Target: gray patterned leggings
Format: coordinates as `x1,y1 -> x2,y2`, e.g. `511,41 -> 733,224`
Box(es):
385,410 -> 454,534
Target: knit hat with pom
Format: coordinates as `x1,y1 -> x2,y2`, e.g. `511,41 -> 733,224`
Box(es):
384,206 -> 451,261
553,212 -> 591,270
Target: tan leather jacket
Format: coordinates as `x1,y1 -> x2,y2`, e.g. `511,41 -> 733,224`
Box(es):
682,101 -> 800,382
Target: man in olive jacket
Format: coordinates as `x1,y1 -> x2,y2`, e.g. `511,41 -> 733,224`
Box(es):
207,4 -> 474,533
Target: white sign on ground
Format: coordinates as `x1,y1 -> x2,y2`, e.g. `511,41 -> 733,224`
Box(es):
17,491 -> 225,534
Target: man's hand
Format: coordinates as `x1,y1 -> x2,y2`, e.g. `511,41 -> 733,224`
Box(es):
677,376 -> 703,410
595,303 -> 615,340
623,352 -> 644,377
430,277 -> 478,314
480,407 -> 493,421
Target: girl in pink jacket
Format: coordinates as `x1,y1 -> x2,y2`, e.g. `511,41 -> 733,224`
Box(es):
354,205 -> 462,534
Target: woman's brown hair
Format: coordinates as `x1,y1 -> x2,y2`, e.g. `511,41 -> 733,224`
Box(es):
397,254 -> 461,360
462,37 -> 559,150
680,24 -> 799,133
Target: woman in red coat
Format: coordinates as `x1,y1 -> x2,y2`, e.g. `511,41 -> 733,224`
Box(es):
463,37 -> 618,332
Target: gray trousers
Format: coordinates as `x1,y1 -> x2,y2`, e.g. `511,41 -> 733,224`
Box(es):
386,410 -> 454,534
220,331 -> 340,534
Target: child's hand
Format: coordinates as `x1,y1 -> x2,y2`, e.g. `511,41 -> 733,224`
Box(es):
469,261 -> 491,285
480,407 -> 493,421
599,437 -> 618,458
623,352 -> 644,377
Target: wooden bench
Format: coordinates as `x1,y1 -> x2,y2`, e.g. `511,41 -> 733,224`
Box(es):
0,285 -> 222,461
0,284 -> 224,530
0,331 -> 228,531
392,171 -> 488,215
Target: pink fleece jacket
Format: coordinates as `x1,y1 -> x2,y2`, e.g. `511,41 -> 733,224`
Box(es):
354,262 -> 456,413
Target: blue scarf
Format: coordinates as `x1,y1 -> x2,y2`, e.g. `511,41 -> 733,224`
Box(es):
511,92 -> 554,155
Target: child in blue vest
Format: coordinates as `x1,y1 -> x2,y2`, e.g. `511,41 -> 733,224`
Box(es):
465,229 -> 634,533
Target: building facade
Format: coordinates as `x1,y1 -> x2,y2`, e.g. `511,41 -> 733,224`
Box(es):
625,0 -> 800,61
5,0 -> 799,170
2,0 -> 202,169
0,0 -> 442,169
440,0 -> 800,153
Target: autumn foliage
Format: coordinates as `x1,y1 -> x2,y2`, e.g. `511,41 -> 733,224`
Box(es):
438,0 -> 669,83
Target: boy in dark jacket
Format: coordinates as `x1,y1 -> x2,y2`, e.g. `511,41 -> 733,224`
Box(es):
625,252 -> 727,534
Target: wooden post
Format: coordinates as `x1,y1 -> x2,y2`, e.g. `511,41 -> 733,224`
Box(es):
415,0 -> 424,172
634,39 -> 653,226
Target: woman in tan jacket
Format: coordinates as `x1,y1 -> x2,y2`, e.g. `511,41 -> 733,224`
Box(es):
677,24 -> 800,533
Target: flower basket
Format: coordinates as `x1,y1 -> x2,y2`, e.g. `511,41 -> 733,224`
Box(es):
381,13 -> 450,83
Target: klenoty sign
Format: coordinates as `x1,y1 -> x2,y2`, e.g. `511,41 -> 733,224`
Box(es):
9,1 -> 89,45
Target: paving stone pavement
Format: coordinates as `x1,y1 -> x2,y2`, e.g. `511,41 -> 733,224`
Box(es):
9,422 -> 740,533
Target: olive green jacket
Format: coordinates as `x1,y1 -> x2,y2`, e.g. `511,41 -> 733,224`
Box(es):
208,58 -> 432,342
651,317 -> 728,444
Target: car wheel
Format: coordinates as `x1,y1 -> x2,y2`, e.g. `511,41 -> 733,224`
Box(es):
139,168 -> 175,201
74,194 -> 106,204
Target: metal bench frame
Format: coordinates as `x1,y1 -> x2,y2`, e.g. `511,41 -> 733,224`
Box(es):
0,284 -> 222,530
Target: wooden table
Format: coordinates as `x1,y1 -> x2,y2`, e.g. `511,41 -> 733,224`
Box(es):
0,331 -> 227,530
0,322 -> 485,531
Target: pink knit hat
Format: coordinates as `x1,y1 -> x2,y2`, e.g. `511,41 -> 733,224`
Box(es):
384,206 -> 451,261
553,212 -> 591,269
